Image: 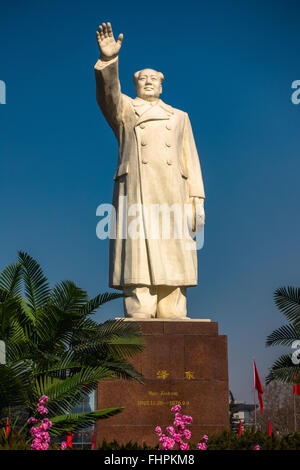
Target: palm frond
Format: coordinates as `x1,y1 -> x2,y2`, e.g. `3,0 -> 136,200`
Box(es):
100,361 -> 144,383
80,292 -> 124,316
265,353 -> 299,384
274,287 -> 300,325
73,335 -> 144,363
0,363 -> 32,411
72,319 -> 144,361
35,366 -> 117,415
6,337 -> 30,362
0,293 -> 23,341
266,323 -> 300,347
50,281 -> 88,314
18,251 -> 50,314
33,305 -> 75,349
0,262 -> 22,296
94,319 -> 142,342
50,408 -> 123,436
32,350 -> 82,379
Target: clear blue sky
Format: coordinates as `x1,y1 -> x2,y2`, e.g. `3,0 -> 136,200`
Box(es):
1,0 -> 300,403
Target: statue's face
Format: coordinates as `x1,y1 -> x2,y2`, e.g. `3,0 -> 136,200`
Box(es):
135,69 -> 162,101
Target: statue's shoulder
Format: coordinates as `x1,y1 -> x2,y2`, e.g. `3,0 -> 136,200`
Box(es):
122,94 -> 134,105
159,100 -> 187,119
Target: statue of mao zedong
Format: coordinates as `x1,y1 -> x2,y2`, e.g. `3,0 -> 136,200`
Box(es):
94,22 -> 205,319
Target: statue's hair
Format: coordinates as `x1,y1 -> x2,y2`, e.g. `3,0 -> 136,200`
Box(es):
133,69 -> 164,87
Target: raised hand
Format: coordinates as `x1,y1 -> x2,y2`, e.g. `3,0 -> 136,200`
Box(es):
96,22 -> 123,61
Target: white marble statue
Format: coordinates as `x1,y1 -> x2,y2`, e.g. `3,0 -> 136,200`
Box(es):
95,22 -> 205,319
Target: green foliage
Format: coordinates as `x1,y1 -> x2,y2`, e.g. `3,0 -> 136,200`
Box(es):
0,251 -> 144,438
97,439 -> 157,450
279,432 -> 300,450
97,431 -> 300,450
205,430 -> 300,450
0,440 -> 31,450
266,286 -> 300,384
202,430 -> 268,450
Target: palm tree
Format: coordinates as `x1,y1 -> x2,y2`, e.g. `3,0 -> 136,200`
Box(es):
0,251 -> 144,438
266,287 -> 300,384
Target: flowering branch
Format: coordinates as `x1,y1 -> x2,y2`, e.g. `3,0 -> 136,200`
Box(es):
155,405 -> 208,450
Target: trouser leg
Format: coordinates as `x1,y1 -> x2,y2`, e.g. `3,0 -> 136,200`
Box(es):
123,286 -> 157,318
156,286 -> 187,319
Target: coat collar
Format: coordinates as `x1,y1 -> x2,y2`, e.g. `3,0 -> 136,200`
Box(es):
132,97 -> 174,125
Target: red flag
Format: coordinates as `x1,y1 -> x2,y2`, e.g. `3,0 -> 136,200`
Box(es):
66,432 -> 73,448
294,384 -> 300,395
5,418 -> 10,437
238,420 -> 242,436
293,375 -> 300,395
268,418 -> 272,436
253,360 -> 264,415
92,429 -> 96,449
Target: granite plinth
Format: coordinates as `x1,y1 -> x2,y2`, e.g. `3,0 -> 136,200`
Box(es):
96,320 -> 229,447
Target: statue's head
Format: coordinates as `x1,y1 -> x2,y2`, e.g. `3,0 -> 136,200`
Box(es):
133,68 -> 164,102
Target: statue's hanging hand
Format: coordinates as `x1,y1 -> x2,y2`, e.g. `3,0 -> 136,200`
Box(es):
96,22 -> 123,61
190,197 -> 205,232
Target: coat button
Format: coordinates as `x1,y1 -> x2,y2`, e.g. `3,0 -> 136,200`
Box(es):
140,123 -> 146,129
165,142 -> 171,147
167,159 -> 172,165
142,159 -> 148,164
166,123 -> 172,130
141,141 -> 147,146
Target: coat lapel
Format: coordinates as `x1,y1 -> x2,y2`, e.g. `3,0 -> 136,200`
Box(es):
132,98 -> 174,126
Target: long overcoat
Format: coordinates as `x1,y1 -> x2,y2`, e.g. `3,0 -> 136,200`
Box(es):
95,56 -> 205,289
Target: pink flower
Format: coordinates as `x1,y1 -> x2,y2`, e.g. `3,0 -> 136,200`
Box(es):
182,415 -> 193,424
42,418 -> 52,428
253,445 -> 260,450
30,426 -> 40,436
37,405 -> 48,415
178,423 -> 186,434
161,438 -> 175,450
180,442 -> 189,450
202,434 -> 208,442
38,395 -> 49,404
27,417 -> 39,425
166,426 -> 175,436
31,442 -> 42,450
40,423 -> 49,431
168,439 -> 175,449
31,435 -> 50,451
32,437 -> 42,445
61,441 -> 67,450
173,419 -> 182,427
155,426 -> 162,436
175,412 -> 182,420
159,434 -> 175,450
173,433 -> 182,443
171,405 -> 181,413
197,442 -> 207,450
183,429 -> 191,440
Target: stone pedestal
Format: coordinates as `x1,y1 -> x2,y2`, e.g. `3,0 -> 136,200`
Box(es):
96,320 -> 229,447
